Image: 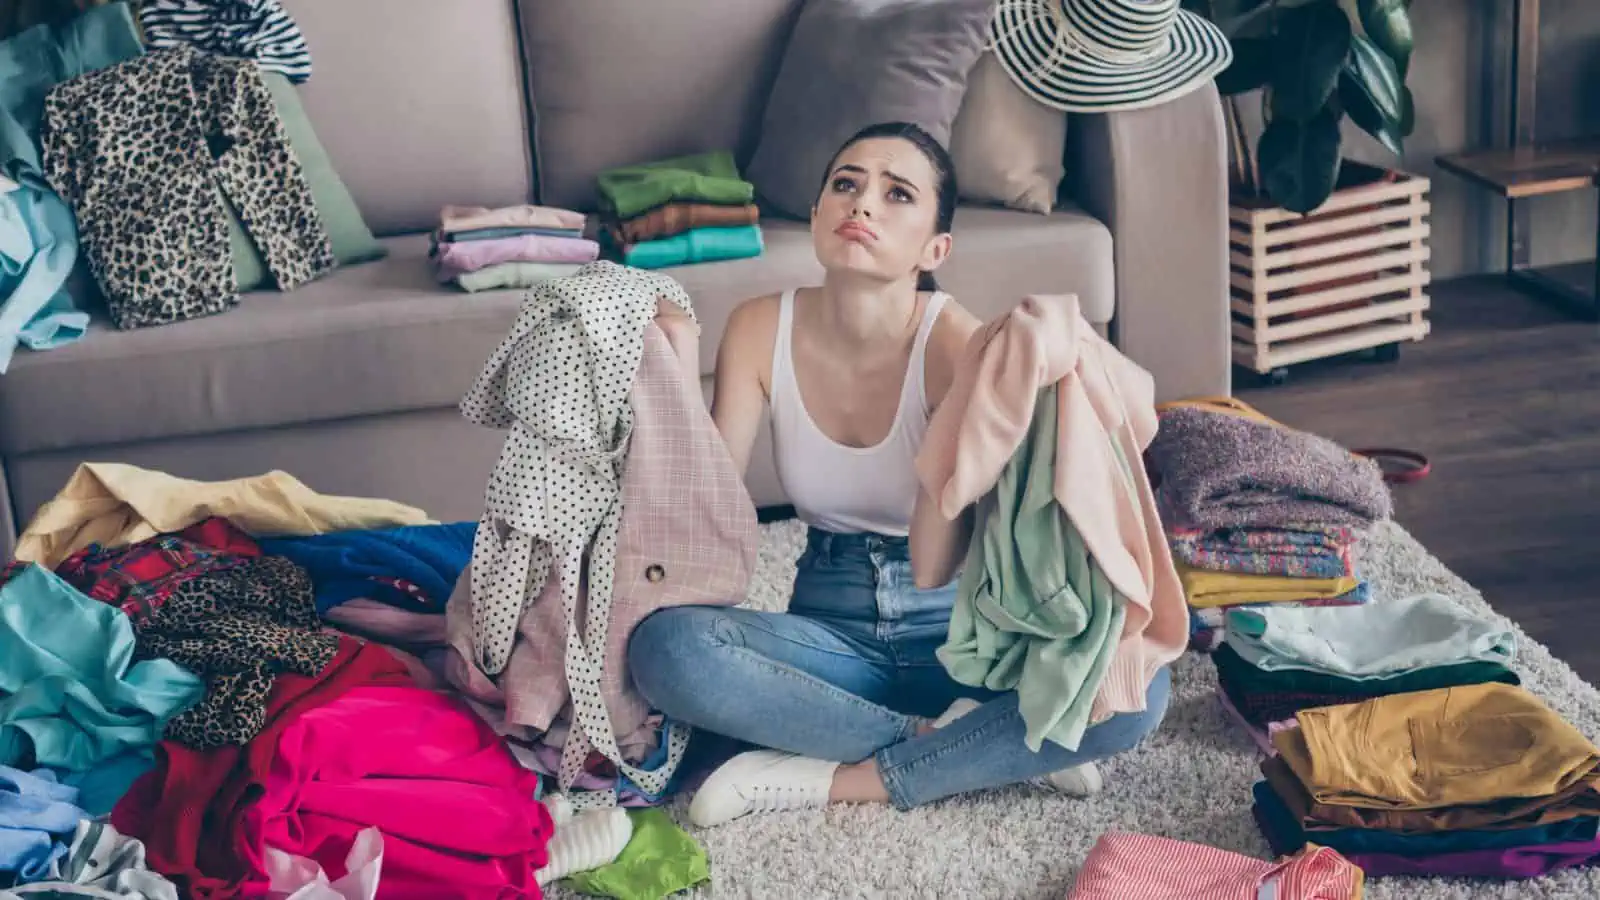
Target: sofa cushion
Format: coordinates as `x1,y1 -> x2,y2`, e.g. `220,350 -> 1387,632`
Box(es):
0,234 -> 521,456
0,206 -> 1111,457
517,0 -> 805,212
744,0 -> 994,220
279,0 -> 533,236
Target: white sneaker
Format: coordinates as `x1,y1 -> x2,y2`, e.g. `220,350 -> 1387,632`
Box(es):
930,698 -> 1104,797
688,750 -> 839,828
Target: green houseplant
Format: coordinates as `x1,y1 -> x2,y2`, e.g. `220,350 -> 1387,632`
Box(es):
1188,0 -> 1416,214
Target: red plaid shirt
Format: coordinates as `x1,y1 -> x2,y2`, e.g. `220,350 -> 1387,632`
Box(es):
53,517 -> 261,621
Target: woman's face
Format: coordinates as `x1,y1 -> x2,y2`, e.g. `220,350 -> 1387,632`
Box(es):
811,136 -> 950,287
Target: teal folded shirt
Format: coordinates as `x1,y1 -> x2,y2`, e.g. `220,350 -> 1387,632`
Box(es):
0,564 -> 203,773
623,225 -> 763,270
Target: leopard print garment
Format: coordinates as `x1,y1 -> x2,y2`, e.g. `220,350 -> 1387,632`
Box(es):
39,45 -> 334,330
140,554 -> 340,748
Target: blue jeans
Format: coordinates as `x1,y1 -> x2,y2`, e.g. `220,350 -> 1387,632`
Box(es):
628,527 -> 1171,810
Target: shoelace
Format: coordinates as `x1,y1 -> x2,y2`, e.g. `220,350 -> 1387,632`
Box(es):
738,781 -> 819,814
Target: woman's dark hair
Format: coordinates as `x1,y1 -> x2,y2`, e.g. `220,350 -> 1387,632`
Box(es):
818,121 -> 958,293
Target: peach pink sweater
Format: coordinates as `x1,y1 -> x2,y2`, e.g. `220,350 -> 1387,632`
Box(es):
914,294 -> 1186,717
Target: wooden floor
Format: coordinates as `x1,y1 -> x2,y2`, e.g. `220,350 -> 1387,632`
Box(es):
1236,275 -> 1600,682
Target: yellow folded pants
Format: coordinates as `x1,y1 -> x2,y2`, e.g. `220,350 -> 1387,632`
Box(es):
1177,561 -> 1359,609
1274,682 -> 1600,811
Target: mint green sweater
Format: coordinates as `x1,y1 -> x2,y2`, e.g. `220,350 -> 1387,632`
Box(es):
939,383 -> 1131,752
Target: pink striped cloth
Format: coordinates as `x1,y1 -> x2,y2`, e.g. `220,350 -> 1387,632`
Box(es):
431,234 -> 600,281
1068,830 -> 1363,899
445,323 -> 759,756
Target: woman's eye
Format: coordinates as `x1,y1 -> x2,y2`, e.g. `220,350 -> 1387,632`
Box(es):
831,177 -> 856,193
888,187 -> 912,203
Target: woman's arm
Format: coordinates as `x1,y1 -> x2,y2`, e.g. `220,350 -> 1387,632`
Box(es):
707,297 -> 776,476
909,300 -> 985,590
654,299 -> 701,387
910,485 -> 974,589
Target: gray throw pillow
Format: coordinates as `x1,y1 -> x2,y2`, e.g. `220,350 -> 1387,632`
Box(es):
745,0 -> 996,221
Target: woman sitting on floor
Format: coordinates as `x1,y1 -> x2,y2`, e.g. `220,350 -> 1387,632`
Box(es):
632,121 -> 1172,827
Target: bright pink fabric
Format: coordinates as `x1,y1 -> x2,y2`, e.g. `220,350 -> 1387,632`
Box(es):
241,685 -> 552,899
432,235 -> 600,280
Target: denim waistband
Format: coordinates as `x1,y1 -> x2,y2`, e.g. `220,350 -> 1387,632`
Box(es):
805,527 -> 910,562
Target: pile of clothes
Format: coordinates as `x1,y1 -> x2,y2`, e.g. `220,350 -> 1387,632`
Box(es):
1066,830 -> 1365,898
1253,681 -> 1600,880
597,151 -> 764,269
1211,592 -> 1519,751
430,204 -> 598,292
1145,398 -> 1390,652
0,461 -> 716,899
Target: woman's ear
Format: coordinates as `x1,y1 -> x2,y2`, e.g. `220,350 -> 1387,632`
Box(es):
921,233 -> 953,274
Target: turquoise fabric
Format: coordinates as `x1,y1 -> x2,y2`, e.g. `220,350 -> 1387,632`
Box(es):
0,188 -> 86,372
0,3 -> 144,371
622,225 -> 764,270
940,383 -> 1129,752
562,808 -> 709,900
0,565 -> 203,773
1225,591 -> 1518,679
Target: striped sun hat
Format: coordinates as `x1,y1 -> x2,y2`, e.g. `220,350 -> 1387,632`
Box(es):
988,0 -> 1232,113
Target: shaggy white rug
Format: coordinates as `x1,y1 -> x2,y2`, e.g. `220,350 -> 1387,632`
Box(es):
557,518 -> 1600,899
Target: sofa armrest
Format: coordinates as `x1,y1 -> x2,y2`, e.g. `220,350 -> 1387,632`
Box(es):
1066,82 -> 1231,402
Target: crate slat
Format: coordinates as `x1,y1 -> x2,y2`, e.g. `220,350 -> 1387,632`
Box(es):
1231,169 -> 1432,375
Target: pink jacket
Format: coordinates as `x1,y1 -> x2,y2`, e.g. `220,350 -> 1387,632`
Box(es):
915,294 -> 1185,717
446,323 -> 760,754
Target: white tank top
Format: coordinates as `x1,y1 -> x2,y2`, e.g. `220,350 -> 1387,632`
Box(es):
770,288 -> 948,536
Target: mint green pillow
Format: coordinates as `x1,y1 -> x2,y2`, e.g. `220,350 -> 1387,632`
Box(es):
232,72 -> 386,291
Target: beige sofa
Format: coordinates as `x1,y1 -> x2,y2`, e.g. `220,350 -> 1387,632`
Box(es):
0,0 -> 1230,559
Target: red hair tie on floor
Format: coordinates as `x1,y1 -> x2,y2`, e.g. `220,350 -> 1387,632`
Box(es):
1351,448 -> 1432,484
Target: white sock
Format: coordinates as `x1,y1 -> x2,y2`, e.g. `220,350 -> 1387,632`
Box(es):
535,805 -> 634,886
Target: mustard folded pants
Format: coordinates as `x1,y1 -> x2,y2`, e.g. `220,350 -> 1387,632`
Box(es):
1274,682 -> 1600,811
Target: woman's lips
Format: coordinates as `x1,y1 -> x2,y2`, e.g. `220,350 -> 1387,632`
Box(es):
835,221 -> 878,242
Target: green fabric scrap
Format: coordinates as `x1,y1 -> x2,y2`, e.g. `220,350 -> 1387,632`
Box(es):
563,808 -> 709,900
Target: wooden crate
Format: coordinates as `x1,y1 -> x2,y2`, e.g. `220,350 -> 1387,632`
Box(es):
1229,166 -> 1432,376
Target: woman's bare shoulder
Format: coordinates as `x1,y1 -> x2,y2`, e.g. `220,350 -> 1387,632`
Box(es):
925,296 -> 984,408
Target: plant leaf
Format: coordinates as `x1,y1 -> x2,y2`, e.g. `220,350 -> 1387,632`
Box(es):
1397,85 -> 1416,137
1339,69 -> 1403,156
1358,0 -> 1413,77
1215,37 -> 1273,94
1269,1 -> 1353,121
1258,104 -> 1344,213
1345,34 -> 1403,124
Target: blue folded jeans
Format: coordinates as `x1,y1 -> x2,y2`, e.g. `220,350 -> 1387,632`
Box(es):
628,527 -> 1170,810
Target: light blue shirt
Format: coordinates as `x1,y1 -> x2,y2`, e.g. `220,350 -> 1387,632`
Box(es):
0,765 -> 84,881
0,186 -> 87,373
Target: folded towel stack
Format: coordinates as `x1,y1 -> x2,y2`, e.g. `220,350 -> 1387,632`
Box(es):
1144,398 -> 1392,652
596,151 -> 764,270
1252,676 -> 1600,880
430,204 -> 597,291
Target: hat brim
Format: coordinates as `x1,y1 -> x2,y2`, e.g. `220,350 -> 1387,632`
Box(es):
990,0 -> 1233,113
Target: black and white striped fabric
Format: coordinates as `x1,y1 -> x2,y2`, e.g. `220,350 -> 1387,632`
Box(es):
138,0 -> 312,83
988,0 -> 1231,113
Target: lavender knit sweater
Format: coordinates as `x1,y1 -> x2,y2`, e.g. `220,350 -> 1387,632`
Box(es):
1147,407 -> 1393,530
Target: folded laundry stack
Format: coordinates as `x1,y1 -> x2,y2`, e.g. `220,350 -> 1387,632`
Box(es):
1215,592 -> 1519,744
1146,399 -> 1391,652
430,203 -> 597,291
1253,681 -> 1600,880
597,150 -> 764,269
